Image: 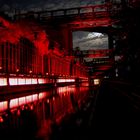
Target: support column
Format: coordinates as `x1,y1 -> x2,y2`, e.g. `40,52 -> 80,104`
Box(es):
61,25 -> 73,55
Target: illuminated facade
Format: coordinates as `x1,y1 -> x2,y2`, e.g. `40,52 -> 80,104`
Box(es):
0,16 -> 88,89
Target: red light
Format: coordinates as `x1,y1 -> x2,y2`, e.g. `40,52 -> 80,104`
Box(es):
57,86 -> 75,94
47,99 -> 49,103
53,97 -> 55,101
16,69 -> 19,72
29,70 -> 32,74
30,104 -> 34,110
17,109 -> 20,116
0,116 -> 4,123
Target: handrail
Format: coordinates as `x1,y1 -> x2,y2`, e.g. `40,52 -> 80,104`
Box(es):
14,3 -> 113,20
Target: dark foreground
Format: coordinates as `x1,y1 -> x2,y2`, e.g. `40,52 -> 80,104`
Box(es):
50,79 -> 140,140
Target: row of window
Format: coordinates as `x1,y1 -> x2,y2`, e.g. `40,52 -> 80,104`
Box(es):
0,40 -> 87,78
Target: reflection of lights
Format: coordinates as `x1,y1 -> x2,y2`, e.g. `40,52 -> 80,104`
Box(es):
0,66 -> 2,70
30,104 -> 34,110
0,101 -> 8,112
21,105 -> 25,110
94,79 -> 100,85
0,78 -> 7,86
17,109 -> 20,116
81,82 -> 89,86
0,116 -> 4,123
57,86 -> 75,94
25,105 -> 29,110
8,93 -> 41,110
47,99 -> 49,103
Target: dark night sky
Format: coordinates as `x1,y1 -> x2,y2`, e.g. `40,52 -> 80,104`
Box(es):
0,0 -> 108,58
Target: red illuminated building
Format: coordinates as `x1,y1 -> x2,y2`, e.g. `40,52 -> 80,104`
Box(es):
0,0 -> 140,139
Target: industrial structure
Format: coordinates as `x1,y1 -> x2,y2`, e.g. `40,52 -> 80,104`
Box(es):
0,0 -> 140,139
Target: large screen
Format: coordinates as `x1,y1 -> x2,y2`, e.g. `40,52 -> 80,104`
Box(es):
72,31 -> 109,61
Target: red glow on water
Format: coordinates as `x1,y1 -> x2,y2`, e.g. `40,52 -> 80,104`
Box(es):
98,65 -> 111,71
57,86 -> 75,94
8,93 -> 43,109
53,97 -> 55,101
0,116 -> 4,123
17,109 -> 20,116
47,99 -> 50,103
30,104 -> 34,110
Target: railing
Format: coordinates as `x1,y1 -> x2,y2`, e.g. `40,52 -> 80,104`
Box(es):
14,3 -> 113,20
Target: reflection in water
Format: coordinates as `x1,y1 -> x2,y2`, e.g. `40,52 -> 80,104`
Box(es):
0,84 -> 90,140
